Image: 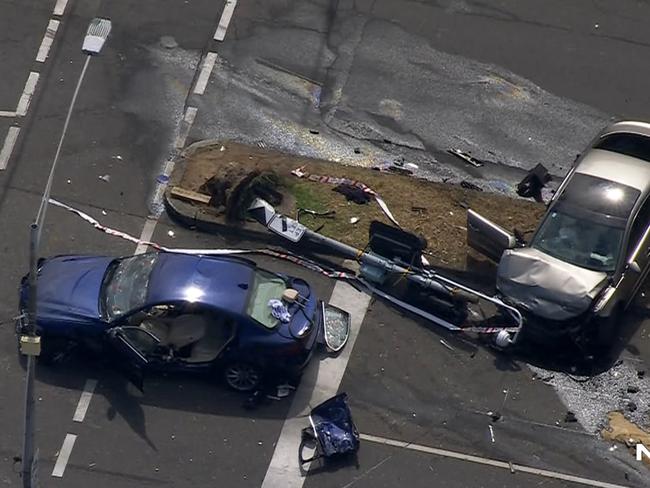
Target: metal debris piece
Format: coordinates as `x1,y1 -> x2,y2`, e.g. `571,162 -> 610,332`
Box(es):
439,339 -> 454,351
564,411 -> 577,423
113,155 -> 123,161
98,174 -> 111,183
296,207 -> 335,223
406,163 -> 418,170
167,230 -> 175,238
160,35 -> 178,49
349,217 -> 360,225
488,425 -> 495,443
508,461 -> 515,473
448,148 -> 484,167
460,180 -> 483,192
101,210 -> 107,215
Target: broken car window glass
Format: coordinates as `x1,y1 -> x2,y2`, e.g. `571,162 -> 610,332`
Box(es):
101,253 -> 159,320
246,270 -> 287,329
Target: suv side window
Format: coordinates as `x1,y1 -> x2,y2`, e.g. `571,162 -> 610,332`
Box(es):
627,198 -> 650,257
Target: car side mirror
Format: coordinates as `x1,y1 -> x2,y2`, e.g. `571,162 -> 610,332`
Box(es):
629,260 -> 642,273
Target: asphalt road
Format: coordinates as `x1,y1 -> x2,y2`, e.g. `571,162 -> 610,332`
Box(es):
1,0 -> 650,487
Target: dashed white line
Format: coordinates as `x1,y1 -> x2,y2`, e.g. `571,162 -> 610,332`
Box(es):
194,52 -> 218,95
261,280 -> 372,488
51,434 -> 76,478
214,0 -> 237,41
53,0 -> 69,16
72,379 -> 97,423
135,217 -> 158,254
0,127 -> 20,170
16,72 -> 40,117
360,433 -> 630,488
174,106 -> 198,149
36,19 -> 60,63
0,111 -> 16,117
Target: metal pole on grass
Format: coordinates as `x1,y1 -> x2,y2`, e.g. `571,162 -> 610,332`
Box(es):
19,19 -> 112,488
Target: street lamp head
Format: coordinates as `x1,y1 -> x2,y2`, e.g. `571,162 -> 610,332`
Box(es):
82,17 -> 112,55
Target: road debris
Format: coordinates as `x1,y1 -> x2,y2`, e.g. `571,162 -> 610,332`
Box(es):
299,393 -> 359,464
167,230 -> 175,238
516,163 -> 550,202
349,217 -> 360,225
488,425 -> 495,443
296,207 -> 335,223
292,166 -> 400,227
602,411 -> 650,466
460,180 -> 483,191
447,148 -> 484,167
268,299 -> 291,323
112,155 -> 123,161
564,411 -> 578,423
439,339 -> 454,351
98,174 -> 111,183
333,183 -> 371,204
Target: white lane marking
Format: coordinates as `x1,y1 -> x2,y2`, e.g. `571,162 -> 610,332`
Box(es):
0,111 -> 16,117
51,434 -> 76,477
53,0 -> 69,16
261,281 -> 372,488
174,106 -> 198,149
16,72 -> 40,117
214,0 -> 237,41
135,217 -> 158,254
0,127 -> 20,170
72,379 -> 97,423
36,19 -> 60,63
360,433 -> 630,488
194,52 -> 218,95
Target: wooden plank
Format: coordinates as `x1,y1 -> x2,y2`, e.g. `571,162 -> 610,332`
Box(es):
170,186 -> 211,204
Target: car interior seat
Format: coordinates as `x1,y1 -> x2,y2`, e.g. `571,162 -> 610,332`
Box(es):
186,317 -> 235,363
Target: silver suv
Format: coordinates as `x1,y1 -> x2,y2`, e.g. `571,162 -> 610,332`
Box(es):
468,121 -> 650,351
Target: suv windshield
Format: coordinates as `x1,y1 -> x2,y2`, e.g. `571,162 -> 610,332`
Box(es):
245,269 -> 287,329
101,254 -> 159,320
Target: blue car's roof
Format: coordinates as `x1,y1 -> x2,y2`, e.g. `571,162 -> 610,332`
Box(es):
146,253 -> 255,315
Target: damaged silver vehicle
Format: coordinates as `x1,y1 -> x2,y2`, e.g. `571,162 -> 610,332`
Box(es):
467,121 -> 650,353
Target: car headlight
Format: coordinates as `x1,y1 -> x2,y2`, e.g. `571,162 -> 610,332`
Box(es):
322,303 -> 351,352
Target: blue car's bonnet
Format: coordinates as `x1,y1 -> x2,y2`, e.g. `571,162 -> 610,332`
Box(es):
36,255 -> 113,324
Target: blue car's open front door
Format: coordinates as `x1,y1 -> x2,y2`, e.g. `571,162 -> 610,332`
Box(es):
105,326 -> 153,392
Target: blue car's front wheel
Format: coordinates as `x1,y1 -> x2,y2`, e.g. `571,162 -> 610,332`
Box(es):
223,361 -> 262,392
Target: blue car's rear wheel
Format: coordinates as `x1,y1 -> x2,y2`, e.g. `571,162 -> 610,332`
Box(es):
224,361 -> 262,392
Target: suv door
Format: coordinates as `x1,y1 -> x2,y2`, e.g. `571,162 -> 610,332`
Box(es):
466,209 -> 517,262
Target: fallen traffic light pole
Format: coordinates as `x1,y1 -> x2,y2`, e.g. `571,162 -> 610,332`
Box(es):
247,198 -> 524,348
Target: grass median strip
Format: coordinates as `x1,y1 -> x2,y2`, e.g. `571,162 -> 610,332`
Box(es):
174,141 -> 545,270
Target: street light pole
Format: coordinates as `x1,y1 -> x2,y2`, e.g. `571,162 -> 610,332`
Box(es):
20,18 -> 112,488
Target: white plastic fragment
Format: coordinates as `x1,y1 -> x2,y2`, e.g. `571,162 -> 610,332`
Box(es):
350,217 -> 360,224
98,174 -> 111,182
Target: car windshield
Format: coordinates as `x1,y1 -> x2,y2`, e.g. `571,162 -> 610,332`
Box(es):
101,254 -> 159,320
245,269 -> 288,329
532,210 -> 624,272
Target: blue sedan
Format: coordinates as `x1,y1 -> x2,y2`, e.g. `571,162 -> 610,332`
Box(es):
17,252 -> 350,391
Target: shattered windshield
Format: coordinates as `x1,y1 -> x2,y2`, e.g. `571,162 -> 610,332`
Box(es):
101,254 -> 159,320
531,210 -> 623,272
245,269 -> 288,329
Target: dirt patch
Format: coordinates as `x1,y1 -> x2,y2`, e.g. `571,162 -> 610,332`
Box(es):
176,141 -> 545,270
602,411 -> 650,467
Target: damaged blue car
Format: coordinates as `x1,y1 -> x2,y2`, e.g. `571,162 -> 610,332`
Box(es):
17,252 -> 350,391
